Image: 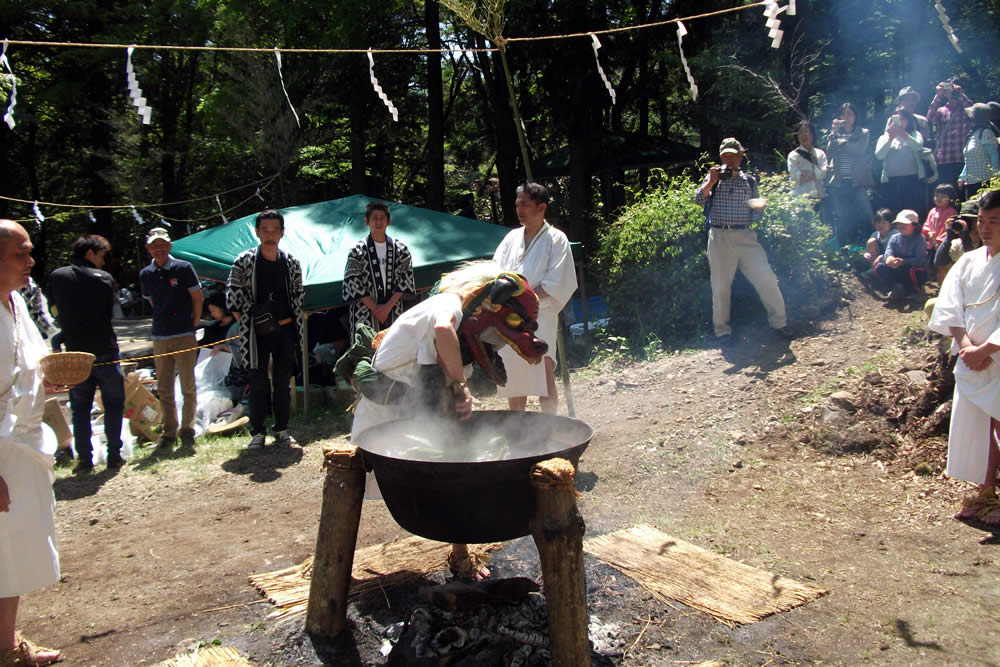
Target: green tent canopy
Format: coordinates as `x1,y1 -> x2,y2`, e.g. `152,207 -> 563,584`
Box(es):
171,195 -> 512,312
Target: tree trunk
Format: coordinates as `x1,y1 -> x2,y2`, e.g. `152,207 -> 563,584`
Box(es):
425,0 -> 445,211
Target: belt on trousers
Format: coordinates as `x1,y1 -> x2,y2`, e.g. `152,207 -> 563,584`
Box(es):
709,223 -> 749,230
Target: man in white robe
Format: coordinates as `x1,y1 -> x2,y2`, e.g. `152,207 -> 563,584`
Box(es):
928,190 -> 1000,525
492,183 -> 577,414
0,220 -> 62,665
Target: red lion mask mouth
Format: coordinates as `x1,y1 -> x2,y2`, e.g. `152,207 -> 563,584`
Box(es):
459,272 -> 548,386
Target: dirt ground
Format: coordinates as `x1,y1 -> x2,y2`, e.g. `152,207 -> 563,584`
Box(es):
21,276 -> 1000,666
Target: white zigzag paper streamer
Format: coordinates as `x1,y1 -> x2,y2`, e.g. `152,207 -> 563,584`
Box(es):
676,22 -> 698,102
274,48 -> 301,128
762,0 -> 786,49
788,0 -> 796,16
87,210 -> 96,223
216,194 -> 228,224
590,34 -> 616,105
32,201 -> 44,228
1,41 -> 17,130
367,49 -> 398,122
131,205 -> 145,226
126,47 -> 152,125
159,217 -> 171,228
935,1 -> 962,53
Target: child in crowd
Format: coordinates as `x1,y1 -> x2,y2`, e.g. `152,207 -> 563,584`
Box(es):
923,184 -> 959,252
873,209 -> 929,300
934,199 -> 983,281
863,208 -> 898,269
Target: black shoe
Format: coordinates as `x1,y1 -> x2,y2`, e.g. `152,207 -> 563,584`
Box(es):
106,453 -> 126,470
73,460 -> 94,475
156,435 -> 176,450
179,428 -> 196,450
54,449 -> 75,467
775,326 -> 796,340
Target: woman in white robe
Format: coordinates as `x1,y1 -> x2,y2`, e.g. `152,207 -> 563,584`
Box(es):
0,220 -> 61,664
928,191 -> 1000,525
493,184 -> 577,412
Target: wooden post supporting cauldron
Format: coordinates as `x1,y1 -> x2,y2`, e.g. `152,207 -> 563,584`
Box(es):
530,457 -> 591,667
305,445 -> 366,637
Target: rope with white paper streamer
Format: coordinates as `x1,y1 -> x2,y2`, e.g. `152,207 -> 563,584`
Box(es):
589,34 -> 616,105
762,0 -> 786,49
130,205 -> 145,226
1,41 -> 17,129
274,48 -> 301,128
367,49 -> 399,122
215,194 -> 228,224
126,47 -> 152,124
676,22 -> 698,102
934,1 -> 962,54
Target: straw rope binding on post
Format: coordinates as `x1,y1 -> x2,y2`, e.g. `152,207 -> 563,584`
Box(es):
530,457 -> 581,497
321,444 -> 359,471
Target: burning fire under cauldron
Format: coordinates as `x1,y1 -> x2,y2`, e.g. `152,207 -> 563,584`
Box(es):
306,410 -> 596,666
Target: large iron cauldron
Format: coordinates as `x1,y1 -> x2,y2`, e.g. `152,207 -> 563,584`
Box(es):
355,410 -> 593,544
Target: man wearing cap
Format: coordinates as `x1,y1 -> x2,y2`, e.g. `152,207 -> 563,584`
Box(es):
888,87 -> 930,140
873,209 -> 928,299
928,80 -> 974,188
694,137 -> 788,343
48,235 -> 125,473
958,102 -> 999,200
140,227 -> 203,451
928,189 -> 1000,526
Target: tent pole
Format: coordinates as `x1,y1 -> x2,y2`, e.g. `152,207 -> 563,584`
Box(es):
302,314 -> 310,424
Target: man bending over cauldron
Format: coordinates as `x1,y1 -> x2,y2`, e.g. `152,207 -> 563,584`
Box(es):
347,261 -> 548,579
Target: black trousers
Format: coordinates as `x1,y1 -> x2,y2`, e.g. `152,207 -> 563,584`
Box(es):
249,325 -> 297,435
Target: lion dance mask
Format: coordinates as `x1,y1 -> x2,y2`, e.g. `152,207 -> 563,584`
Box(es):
436,261 -> 548,385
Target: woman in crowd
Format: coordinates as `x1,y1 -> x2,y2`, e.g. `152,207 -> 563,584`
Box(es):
787,120 -> 828,200
826,102 -> 873,244
875,111 -> 931,220
958,103 -> 999,200
203,291 -> 244,404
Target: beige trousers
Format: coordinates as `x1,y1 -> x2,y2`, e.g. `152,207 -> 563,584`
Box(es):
707,228 -> 787,337
154,334 -> 198,437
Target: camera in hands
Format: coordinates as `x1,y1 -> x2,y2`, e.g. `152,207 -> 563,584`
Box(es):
718,166 -> 733,181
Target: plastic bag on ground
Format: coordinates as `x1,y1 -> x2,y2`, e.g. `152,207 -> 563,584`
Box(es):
173,349 -> 234,437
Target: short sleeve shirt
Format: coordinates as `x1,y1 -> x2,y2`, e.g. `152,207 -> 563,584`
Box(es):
140,255 -> 201,339
372,292 -> 463,385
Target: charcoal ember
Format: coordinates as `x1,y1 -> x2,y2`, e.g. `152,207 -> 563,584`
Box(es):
430,626 -> 468,653
419,577 -> 542,611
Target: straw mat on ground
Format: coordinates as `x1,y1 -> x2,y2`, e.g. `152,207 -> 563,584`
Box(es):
156,645 -> 251,666
584,525 -> 827,625
248,535 -> 502,620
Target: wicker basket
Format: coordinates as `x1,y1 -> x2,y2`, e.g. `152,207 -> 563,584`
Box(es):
39,352 -> 96,386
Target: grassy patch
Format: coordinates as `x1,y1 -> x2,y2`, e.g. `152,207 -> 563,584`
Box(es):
54,402 -> 353,483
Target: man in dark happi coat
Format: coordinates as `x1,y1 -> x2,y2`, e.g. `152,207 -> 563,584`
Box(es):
343,200 -> 415,333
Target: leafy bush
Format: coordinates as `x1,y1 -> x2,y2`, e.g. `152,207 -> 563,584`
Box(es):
594,170 -> 836,347
593,171 -> 710,343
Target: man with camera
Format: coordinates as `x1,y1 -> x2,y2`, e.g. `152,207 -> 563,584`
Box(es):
928,80 -> 973,188
694,137 -> 788,343
227,209 -> 305,450
934,199 -> 983,277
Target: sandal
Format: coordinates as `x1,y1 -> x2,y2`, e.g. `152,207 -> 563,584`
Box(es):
0,633 -> 62,666
954,487 -> 998,520
447,550 -> 491,582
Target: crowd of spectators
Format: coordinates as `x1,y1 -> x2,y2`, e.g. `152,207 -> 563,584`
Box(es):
788,82 -> 999,250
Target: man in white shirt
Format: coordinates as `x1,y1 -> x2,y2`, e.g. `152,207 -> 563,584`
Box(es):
0,220 -> 62,665
928,190 -> 1000,526
493,183 -> 577,414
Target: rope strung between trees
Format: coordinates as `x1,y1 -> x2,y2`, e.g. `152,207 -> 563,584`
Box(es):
0,2 -> 772,55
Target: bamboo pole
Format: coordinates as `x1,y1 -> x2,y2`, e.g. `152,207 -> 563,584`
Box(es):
530,458 -> 590,666
305,445 -> 366,637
